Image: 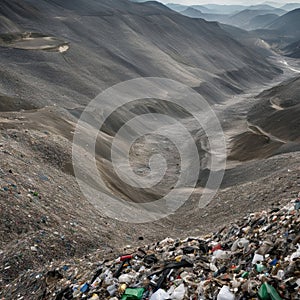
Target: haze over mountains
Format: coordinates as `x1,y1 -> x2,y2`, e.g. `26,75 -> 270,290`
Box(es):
165,1 -> 300,31
0,0 -> 300,294
162,1 -> 300,55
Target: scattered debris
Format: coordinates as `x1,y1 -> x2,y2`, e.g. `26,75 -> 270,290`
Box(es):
1,197 -> 299,299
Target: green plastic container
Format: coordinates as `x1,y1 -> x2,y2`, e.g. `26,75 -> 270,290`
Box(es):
121,288 -> 145,300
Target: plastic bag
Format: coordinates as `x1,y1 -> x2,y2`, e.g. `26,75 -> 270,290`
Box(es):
252,253 -> 264,264
217,285 -> 235,300
170,283 -> 185,300
118,274 -> 134,283
150,289 -> 170,300
258,283 -> 282,300
290,244 -> 300,261
213,250 -> 231,260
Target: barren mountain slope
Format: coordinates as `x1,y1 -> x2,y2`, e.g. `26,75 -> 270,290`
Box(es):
0,0 -> 299,293
0,0 -> 281,109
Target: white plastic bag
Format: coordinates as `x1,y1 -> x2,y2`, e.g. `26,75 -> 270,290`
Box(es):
252,253 -> 264,264
170,283 -> 185,300
213,250 -> 231,260
231,238 -> 249,252
209,262 -> 218,272
118,274 -> 133,284
217,285 -> 235,300
150,289 -> 170,300
290,244 -> 300,261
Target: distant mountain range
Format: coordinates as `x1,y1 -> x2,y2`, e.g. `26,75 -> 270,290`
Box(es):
281,2 -> 300,10
159,2 -> 300,47
253,8 -> 300,49
227,8 -> 285,28
130,1 -> 300,12
165,2 -> 300,13
180,7 -> 229,22
266,8 -> 300,34
167,3 -> 287,14
179,4 -> 287,30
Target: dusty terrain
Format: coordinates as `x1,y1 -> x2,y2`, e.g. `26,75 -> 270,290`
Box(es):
0,71 -> 299,294
0,0 -> 299,297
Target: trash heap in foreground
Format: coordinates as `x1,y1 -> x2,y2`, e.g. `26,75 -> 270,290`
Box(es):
6,197 -> 300,299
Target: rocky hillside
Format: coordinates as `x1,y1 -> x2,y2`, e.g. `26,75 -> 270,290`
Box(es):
0,0 -> 281,109
0,1 -> 299,297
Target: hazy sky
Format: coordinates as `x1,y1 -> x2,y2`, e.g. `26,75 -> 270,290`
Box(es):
158,0 -> 289,5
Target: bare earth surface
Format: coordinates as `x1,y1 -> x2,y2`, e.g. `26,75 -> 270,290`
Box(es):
0,0 -> 300,298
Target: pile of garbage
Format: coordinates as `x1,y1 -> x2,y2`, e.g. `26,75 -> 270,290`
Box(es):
3,196 -> 300,300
